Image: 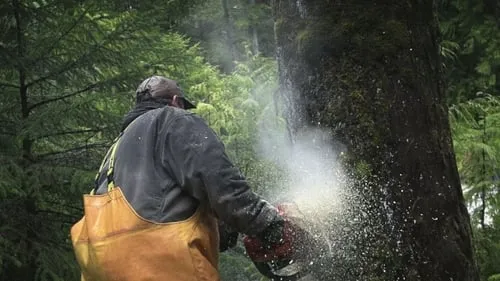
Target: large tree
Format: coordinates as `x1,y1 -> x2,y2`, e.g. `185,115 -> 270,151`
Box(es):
272,1 -> 479,280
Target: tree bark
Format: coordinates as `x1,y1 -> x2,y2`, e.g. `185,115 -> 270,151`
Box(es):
221,0 -> 237,71
8,1 -> 37,280
479,113 -> 486,230
272,1 -> 479,280
248,0 -> 260,54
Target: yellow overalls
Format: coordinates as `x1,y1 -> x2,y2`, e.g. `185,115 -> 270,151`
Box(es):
70,135 -> 220,281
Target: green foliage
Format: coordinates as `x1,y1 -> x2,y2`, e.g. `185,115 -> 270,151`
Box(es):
439,0 -> 500,104
475,228 -> 500,281
450,94 -> 500,190
192,54 -> 284,196
489,274 -> 500,281
449,94 -> 500,280
178,0 -> 275,72
449,94 -> 500,215
0,0 -> 281,279
219,244 -> 266,281
441,2 -> 500,278
0,0 -> 266,280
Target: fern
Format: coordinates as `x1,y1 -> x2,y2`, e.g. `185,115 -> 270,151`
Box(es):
450,94 -> 500,227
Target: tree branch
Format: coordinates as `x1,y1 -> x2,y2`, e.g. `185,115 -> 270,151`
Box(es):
13,0 -> 33,162
25,54 -> 89,88
38,159 -> 105,172
28,6 -> 91,70
0,131 -> 17,136
28,82 -> 100,111
0,36 -> 23,71
0,81 -> 20,89
41,199 -> 83,213
36,209 -> 80,220
34,128 -> 105,140
36,142 -> 109,159
24,18 -> 128,89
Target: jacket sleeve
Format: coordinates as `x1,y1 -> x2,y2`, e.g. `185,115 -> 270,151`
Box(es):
161,112 -> 284,236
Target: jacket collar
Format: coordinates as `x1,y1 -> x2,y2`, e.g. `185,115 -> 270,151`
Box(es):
121,98 -> 169,131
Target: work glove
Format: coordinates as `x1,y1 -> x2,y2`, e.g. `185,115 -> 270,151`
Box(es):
243,203 -> 305,262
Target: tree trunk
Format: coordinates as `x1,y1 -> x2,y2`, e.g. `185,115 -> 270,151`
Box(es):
272,1 -> 479,280
248,0 -> 260,54
479,114 -> 486,230
221,0 -> 237,72
7,1 -> 38,280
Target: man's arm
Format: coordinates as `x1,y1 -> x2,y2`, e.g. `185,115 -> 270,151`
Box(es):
161,112 -> 284,237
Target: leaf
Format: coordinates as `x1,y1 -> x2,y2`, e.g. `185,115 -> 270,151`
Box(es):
488,74 -> 496,87
476,61 -> 492,75
462,37 -> 475,55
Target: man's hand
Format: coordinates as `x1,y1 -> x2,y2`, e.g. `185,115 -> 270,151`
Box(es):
243,203 -> 306,262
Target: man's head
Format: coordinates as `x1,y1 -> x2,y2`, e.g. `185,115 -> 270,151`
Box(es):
135,76 -> 196,110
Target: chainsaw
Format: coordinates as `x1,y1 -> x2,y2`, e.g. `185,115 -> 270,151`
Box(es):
243,202 -> 331,281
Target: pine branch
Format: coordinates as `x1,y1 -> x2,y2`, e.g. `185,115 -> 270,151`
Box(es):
41,200 -> 83,213
36,142 -> 108,159
38,159 -> 103,172
0,128 -> 17,136
0,40 -> 23,70
0,81 -> 20,89
24,17 -> 134,89
36,209 -> 80,221
28,6 -> 91,69
27,82 -> 100,111
25,54 -> 89,89
34,128 -> 105,140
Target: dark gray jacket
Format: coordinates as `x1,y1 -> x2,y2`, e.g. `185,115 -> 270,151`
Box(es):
95,105 -> 282,237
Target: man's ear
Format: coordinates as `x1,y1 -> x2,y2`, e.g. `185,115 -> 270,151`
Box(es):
171,95 -> 180,107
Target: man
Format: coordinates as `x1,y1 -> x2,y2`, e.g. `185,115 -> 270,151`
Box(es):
70,76 -> 294,281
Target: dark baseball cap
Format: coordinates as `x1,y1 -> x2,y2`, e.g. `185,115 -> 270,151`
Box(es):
135,76 -> 196,109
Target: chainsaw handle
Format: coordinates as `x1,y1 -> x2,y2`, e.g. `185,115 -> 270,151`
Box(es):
252,260 -> 306,281
243,202 -> 317,280
243,201 -> 311,261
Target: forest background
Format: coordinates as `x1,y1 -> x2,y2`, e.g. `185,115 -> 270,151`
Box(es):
0,0 -> 499,280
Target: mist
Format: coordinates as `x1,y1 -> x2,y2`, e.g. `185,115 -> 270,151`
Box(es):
257,124 -> 349,222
